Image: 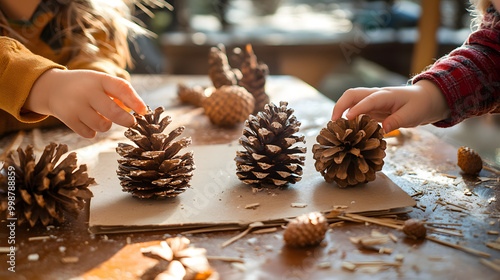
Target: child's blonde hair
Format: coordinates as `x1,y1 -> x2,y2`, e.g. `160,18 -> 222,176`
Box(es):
470,0 -> 492,29
0,0 -> 170,68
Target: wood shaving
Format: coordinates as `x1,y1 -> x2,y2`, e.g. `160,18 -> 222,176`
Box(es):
245,203 -> 260,209
290,203 -> 308,208
61,256 -> 79,263
317,262 -> 332,269
487,231 -> 499,235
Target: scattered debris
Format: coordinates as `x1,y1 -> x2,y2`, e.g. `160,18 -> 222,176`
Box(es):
28,254 -> 39,261
290,203 -> 308,208
28,236 -> 52,242
61,256 -> 79,263
245,203 -> 260,209
222,222 -> 264,247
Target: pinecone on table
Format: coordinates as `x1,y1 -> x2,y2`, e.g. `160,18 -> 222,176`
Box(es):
235,101 -> 306,186
0,143 -> 94,227
208,44 -> 241,88
312,114 -> 386,188
283,212 -> 328,247
203,85 -> 255,127
457,146 -> 482,175
116,107 -> 195,199
177,83 -> 208,107
238,44 -> 270,114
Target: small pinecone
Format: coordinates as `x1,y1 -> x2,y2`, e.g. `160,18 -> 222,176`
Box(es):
177,83 -> 208,107
116,107 -> 195,199
238,44 -> 270,114
457,146 -> 482,175
208,44 -> 241,88
203,85 -> 255,127
235,101 -> 306,186
402,219 -> 427,239
0,143 -> 95,227
312,114 -> 386,188
283,212 -> 328,247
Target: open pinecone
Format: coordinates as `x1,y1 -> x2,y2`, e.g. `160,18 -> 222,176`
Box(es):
116,107 -> 195,199
0,143 -> 95,227
238,44 -> 270,114
235,101 -> 306,186
283,212 -> 328,247
208,44 -> 241,88
312,114 -> 386,187
203,85 -> 255,127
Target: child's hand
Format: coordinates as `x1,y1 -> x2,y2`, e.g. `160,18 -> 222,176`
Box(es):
25,68 -> 148,138
331,80 -> 450,133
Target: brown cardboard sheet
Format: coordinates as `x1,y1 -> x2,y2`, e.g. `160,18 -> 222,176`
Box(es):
88,137 -> 415,234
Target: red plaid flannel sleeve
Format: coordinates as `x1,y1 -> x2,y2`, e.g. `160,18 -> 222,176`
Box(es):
412,11 -> 500,127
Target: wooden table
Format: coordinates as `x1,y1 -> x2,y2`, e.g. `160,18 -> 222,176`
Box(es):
1,75 -> 499,280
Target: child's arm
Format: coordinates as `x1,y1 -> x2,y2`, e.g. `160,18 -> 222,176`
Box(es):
24,68 -> 147,138
331,80 -> 450,133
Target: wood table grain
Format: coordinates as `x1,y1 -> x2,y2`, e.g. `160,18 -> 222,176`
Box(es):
0,75 -> 499,280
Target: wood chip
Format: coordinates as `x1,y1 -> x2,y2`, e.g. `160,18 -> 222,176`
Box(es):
487,231 -> 499,235
28,236 -> 52,242
61,256 -> 79,263
411,191 -> 423,197
290,203 -> 308,208
426,236 -> 490,258
480,258 -> 500,273
341,262 -> 357,271
245,203 -> 260,209
379,247 -> 393,254
206,256 -> 245,263
486,242 -> 500,251
441,173 -> 457,179
0,247 -> 13,253
252,227 -> 278,234
317,262 -> 332,269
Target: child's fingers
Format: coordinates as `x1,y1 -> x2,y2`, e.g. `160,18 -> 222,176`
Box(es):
100,75 -> 147,115
332,88 -> 379,120
62,117 -> 97,138
344,89 -> 393,120
79,107 -> 113,132
90,94 -> 136,128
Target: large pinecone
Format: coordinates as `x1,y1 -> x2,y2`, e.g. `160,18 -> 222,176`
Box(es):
312,114 -> 386,187
235,101 -> 306,186
0,143 -> 95,227
203,85 -> 255,127
238,44 -> 270,114
283,212 -> 328,247
116,107 -> 195,199
208,44 -> 241,88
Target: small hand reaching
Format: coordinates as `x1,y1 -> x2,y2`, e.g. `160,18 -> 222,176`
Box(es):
331,80 -> 450,133
24,68 -> 148,138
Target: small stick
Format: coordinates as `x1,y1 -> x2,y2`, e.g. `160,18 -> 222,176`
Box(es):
222,222 -> 264,248
479,258 -> 500,272
483,165 -> 500,175
441,173 -> 457,179
252,227 -> 277,234
207,256 -> 245,263
423,222 -> 462,227
425,236 -> 490,258
344,213 -> 403,230
28,236 -> 52,241
411,191 -> 423,197
445,201 -> 469,211
426,227 -> 463,237
344,261 -> 402,267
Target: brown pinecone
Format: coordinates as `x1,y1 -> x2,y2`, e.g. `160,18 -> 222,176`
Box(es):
0,143 -> 94,227
235,101 -> 306,186
238,44 -> 270,114
203,85 -> 255,127
177,83 -> 209,107
312,114 -> 386,188
402,219 -> 427,239
283,212 -> 328,247
208,44 -> 241,88
457,146 -> 482,175
116,107 -> 195,199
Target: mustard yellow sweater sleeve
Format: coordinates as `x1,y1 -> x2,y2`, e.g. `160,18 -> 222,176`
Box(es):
0,36 -> 66,123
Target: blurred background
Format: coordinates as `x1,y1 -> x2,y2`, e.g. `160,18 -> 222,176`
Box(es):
129,0 -> 499,166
